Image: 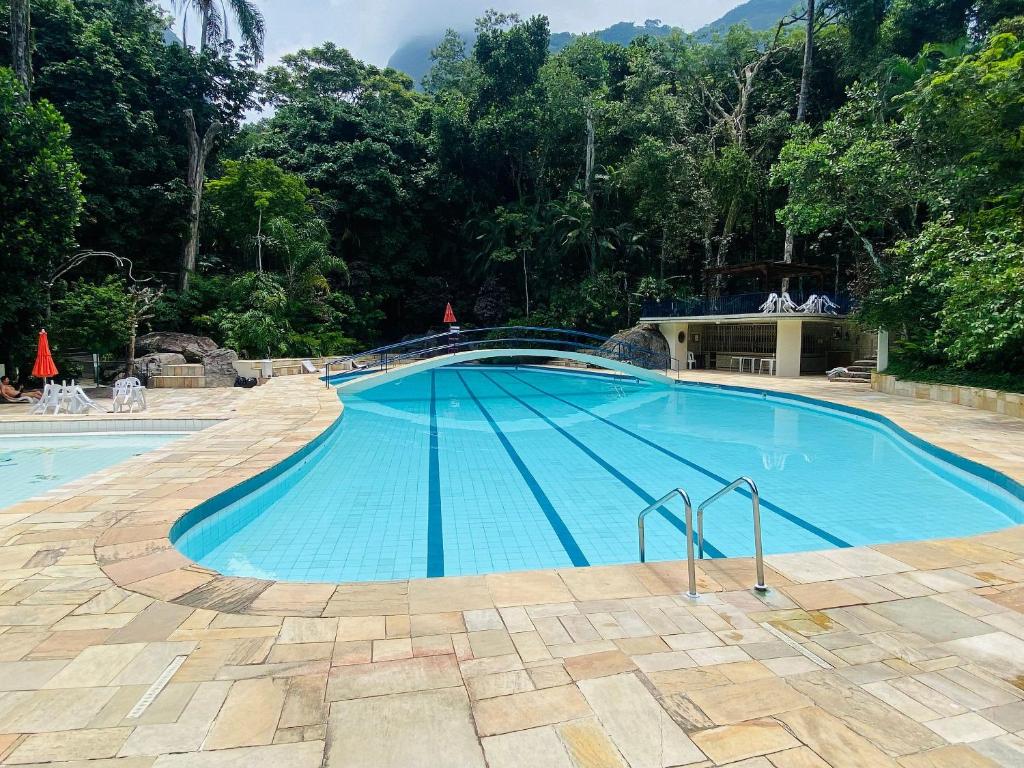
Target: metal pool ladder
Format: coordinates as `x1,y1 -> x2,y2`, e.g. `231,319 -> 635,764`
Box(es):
637,476 -> 767,599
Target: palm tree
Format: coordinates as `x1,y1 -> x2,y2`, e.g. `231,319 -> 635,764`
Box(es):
172,0 -> 266,63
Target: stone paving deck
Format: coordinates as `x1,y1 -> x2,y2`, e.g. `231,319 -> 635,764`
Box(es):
0,370 -> 1023,766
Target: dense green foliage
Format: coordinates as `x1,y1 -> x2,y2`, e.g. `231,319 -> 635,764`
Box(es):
1,0 -> 1023,382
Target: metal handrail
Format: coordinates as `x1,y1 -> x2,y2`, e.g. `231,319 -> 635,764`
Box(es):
637,488 -> 698,599
324,326 -> 679,386
697,476 -> 767,592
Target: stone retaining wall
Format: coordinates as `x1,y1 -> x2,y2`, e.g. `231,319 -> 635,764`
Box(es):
872,372 -> 1023,418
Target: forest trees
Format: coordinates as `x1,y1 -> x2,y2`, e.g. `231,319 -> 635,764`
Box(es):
1,1 -> 1022,380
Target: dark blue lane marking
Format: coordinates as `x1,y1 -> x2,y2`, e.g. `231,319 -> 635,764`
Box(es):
454,372 -> 589,567
508,372 -> 852,550
483,372 -> 725,558
427,372 -> 444,577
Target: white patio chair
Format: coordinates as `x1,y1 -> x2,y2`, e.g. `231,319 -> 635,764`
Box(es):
68,381 -> 105,414
30,382 -> 63,415
778,292 -> 799,313
686,352 -> 696,370
759,293 -> 780,313
819,295 -> 840,314
796,294 -> 820,313
301,359 -> 319,374
112,377 -> 146,413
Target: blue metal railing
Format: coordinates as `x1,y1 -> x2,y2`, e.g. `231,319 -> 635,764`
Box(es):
640,292 -> 854,319
324,326 -> 675,387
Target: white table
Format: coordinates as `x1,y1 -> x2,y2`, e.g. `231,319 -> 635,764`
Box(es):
731,356 -> 757,373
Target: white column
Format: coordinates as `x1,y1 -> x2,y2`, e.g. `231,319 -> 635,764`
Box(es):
775,318 -> 803,377
877,328 -> 889,372
659,322 -> 689,368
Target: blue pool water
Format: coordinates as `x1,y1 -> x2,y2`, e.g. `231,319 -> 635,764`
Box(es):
0,433 -> 182,509
173,366 -> 1024,582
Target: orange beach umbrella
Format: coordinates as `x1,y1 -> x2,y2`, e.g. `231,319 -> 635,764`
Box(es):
31,329 -> 58,380
443,302 -> 456,324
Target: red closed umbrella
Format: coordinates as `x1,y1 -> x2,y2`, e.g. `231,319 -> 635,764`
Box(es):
443,302 -> 456,324
31,329 -> 58,381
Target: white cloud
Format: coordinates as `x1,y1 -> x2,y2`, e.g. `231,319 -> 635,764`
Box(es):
158,0 -> 741,68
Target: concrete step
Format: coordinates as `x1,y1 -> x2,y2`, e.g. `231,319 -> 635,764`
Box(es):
831,372 -> 871,383
164,364 -> 205,377
149,375 -> 206,388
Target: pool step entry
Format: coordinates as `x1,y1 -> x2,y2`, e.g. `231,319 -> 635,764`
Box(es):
638,476 -> 767,599
149,363 -> 206,389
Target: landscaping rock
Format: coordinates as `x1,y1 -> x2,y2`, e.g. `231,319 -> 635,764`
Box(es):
202,347 -> 240,387
601,324 -> 670,369
135,352 -> 186,382
136,332 -> 218,363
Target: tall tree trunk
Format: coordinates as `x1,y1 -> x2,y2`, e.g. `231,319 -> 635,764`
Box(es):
10,0 -> 31,102
782,0 -> 816,291
179,109 -> 221,294
521,247 -> 530,317
256,207 -> 263,272
584,107 -> 597,276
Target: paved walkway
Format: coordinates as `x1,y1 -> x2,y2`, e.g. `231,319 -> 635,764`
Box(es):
0,372 -> 1022,766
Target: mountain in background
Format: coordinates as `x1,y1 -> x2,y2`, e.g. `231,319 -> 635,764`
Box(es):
387,0 -> 797,87
695,0 -> 798,37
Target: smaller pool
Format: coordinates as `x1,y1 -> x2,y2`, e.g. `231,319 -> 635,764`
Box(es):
0,433 -> 183,508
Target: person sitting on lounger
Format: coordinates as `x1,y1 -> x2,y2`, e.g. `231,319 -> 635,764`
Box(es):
1,375 -> 41,401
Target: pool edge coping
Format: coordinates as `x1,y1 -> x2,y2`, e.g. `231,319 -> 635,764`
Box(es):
86,370 -> 1024,616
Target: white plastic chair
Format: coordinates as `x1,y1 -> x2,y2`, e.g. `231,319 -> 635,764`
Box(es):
759,358 -> 776,375
68,381 -> 104,414
112,377 -> 146,413
301,360 -> 319,374
796,294 -> 820,313
819,295 -> 840,314
30,382 -> 63,415
686,352 -> 696,370
759,293 -> 780,313
778,292 -> 799,313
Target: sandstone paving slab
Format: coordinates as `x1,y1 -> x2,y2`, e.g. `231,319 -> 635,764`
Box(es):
472,684 -> 592,737
482,725 -> 575,768
776,706 -> 899,767
204,677 -> 287,749
939,631 -> 1024,679
577,673 -> 705,767
0,687 -> 120,733
327,688 -> 484,768
688,677 -> 811,725
556,717 -> 628,768
971,733 -> 1024,766
870,597 -> 995,642
766,746 -> 832,768
923,713 -> 1006,744
691,718 -> 800,764
6,726 -> 132,764
117,680 -> 231,756
0,659 -> 69,690
787,671 -> 946,756
106,601 -> 194,643
326,654 -> 462,700
896,744 -> 1001,768
152,740 -> 325,768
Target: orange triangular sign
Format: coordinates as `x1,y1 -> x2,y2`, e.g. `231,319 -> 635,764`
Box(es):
443,302 -> 456,324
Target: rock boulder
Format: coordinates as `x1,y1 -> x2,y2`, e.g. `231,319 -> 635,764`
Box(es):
135,352 -> 186,381
136,332 -> 239,387
202,347 -> 240,387
601,324 -> 670,369
137,332 -> 218,363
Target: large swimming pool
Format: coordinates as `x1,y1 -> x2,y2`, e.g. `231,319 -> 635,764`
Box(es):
173,366 -> 1024,582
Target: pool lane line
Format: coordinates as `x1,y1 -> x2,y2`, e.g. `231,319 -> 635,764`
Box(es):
427,371 -> 444,577
507,372 -> 852,550
454,371 -> 589,567
481,372 -> 726,559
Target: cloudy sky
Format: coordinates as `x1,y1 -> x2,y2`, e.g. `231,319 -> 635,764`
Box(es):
158,0 -> 742,67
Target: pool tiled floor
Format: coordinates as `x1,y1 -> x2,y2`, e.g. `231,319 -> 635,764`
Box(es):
0,369 -> 1023,765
